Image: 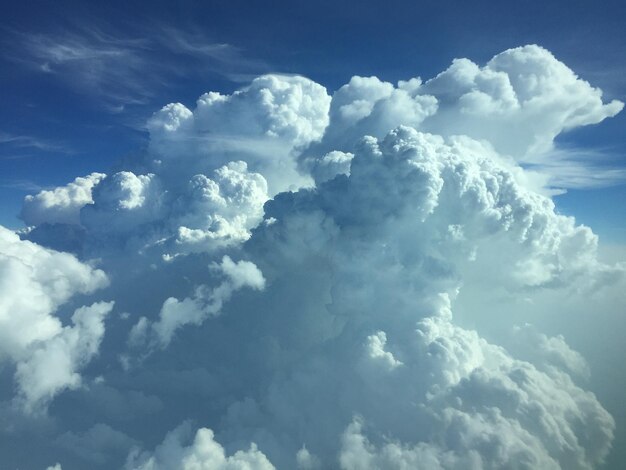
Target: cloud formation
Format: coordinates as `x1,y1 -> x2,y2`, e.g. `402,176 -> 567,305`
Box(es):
0,226 -> 110,413
420,45 -> 623,158
1,45 -> 624,469
147,74 -> 331,194
126,422 -> 275,470
130,256 -> 265,351
21,173 -> 105,226
302,45 -> 624,191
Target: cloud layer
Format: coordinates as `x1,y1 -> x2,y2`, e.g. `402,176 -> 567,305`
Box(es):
2,45 -> 625,469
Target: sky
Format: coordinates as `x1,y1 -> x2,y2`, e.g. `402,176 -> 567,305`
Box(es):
1,1 -> 626,469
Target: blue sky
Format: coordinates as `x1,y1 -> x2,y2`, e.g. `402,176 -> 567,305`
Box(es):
1,0 -> 625,238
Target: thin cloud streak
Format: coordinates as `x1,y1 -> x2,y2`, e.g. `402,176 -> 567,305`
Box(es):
525,146 -> 626,190
2,23 -> 271,112
0,132 -> 73,155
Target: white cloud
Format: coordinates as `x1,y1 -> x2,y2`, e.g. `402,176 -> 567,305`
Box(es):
147,74 -> 331,194
364,331 -> 403,370
338,297 -> 613,470
81,172 -> 163,236
508,323 -> 591,379
295,446 -> 320,470
420,45 -> 623,159
0,226 -> 108,356
320,75 -> 438,149
170,161 -> 269,255
16,301 -> 113,414
300,44 -> 623,190
75,162 -> 269,258
126,422 -> 275,470
0,226 -> 111,413
130,256 -> 265,350
307,150 -> 353,184
222,125 -> 620,468
21,173 -> 105,226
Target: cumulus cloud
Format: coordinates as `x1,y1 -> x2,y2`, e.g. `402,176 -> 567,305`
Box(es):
130,255 -> 265,350
73,161 -> 266,261
5,44 -> 625,469
168,161 -> 269,255
125,422 -> 275,470
20,172 -> 105,226
147,74 -> 331,194
300,45 -> 623,191
81,171 -> 163,237
420,45 -> 623,158
227,123 -> 619,465
315,75 -> 438,151
0,226 -> 111,413
307,150 -> 354,184
16,301 -> 113,413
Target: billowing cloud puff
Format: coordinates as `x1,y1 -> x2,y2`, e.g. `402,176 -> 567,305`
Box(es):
130,255 -> 265,350
126,422 -> 275,470
20,172 -> 106,226
307,150 -> 354,184
419,45 -> 623,159
16,301 -> 113,413
77,161 -> 268,258
82,171 -> 163,236
170,161 -> 268,255
315,75 -> 438,151
4,45 -> 625,469
301,45 -> 622,191
147,74 -> 331,194
0,226 -> 110,412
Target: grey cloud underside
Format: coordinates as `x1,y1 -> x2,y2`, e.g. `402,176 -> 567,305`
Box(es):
1,45 -> 625,469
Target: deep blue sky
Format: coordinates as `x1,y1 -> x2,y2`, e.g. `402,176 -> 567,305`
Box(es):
1,0 -> 625,239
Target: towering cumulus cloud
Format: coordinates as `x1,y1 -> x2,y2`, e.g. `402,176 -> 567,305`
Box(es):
2,45 -> 624,469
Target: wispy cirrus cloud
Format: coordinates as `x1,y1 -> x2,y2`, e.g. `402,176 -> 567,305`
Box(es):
523,145 -> 626,191
0,132 -> 72,155
2,24 -> 270,113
